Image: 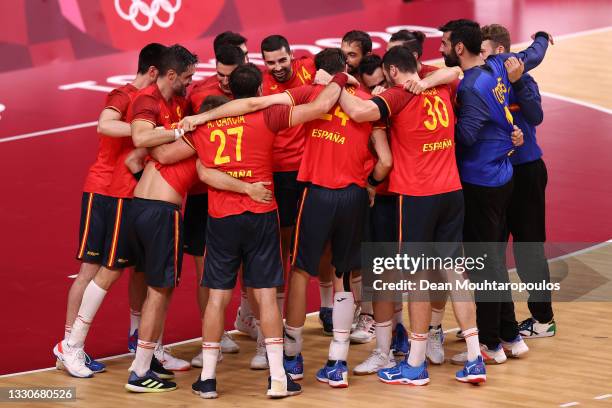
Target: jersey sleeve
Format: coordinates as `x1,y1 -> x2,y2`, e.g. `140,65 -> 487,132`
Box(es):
131,94 -> 160,126
372,86 -> 415,120
285,85 -> 314,105
104,89 -> 131,115
181,133 -> 197,151
263,105 -> 292,133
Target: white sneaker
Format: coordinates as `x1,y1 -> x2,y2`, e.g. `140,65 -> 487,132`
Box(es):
351,304 -> 362,330
221,331 -> 240,353
191,350 -> 223,368
353,349 -> 396,375
452,344 -> 507,365
426,325 -> 445,365
154,343 -> 190,371
250,339 -> 269,370
501,336 -> 529,358
53,341 -> 93,378
350,314 -> 375,344
234,307 -> 258,340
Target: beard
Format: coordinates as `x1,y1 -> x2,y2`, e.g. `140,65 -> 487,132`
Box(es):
442,51 -> 460,67
272,67 -> 291,82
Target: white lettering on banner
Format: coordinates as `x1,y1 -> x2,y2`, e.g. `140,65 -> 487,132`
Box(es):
0,103 -> 5,113
59,81 -> 114,93
106,75 -> 136,86
114,0 -> 182,32
386,25 -> 443,37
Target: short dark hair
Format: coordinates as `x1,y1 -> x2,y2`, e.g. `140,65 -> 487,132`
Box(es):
389,30 -> 426,57
261,35 -> 290,55
438,19 -> 482,55
229,63 -> 263,99
358,54 -> 382,76
382,45 -> 417,74
481,24 -> 511,52
213,31 -> 247,53
342,30 -> 372,54
198,94 -> 231,114
314,48 -> 346,75
215,45 -> 244,66
137,43 -> 166,74
158,44 -> 198,76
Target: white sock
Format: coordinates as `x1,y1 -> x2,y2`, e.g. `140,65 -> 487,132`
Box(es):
407,332 -> 428,367
375,320 -> 393,355
393,302 -> 403,328
463,327 -> 481,361
129,309 -> 141,335
64,325 -> 72,341
130,339 -> 156,377
351,276 -> 362,304
240,290 -> 252,317
265,338 -> 285,380
276,292 -> 285,317
319,281 -> 334,308
361,301 -> 373,315
68,281 -> 107,348
200,342 -> 220,380
284,325 -> 303,357
329,291 -> 354,361
430,307 -> 444,328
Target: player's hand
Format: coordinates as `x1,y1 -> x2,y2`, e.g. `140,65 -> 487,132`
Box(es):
404,79 -> 427,95
531,31 -> 554,45
371,85 -> 386,96
366,184 -> 376,207
313,69 -> 333,86
345,73 -> 360,86
511,125 -> 524,147
178,115 -> 198,132
505,57 -> 525,83
246,181 -> 273,203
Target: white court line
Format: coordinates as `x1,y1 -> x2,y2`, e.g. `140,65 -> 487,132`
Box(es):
1,25 -> 611,145
540,92 -> 612,115
560,403 -> 580,407
594,394 -> 612,400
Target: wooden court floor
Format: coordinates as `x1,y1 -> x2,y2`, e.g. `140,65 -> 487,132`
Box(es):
2,28 -> 612,408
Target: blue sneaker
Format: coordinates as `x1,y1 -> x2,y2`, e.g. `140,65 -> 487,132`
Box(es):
455,355 -> 486,384
283,353 -> 304,380
84,352 -> 106,373
318,307 -> 333,336
128,329 -> 138,353
377,359 -> 430,386
392,323 -> 409,355
315,360 -> 348,388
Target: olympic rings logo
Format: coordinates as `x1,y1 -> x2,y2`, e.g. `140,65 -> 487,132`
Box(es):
114,0 -> 182,32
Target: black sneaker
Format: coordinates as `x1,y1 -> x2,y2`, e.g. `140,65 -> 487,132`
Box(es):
267,373 -> 302,398
192,377 -> 218,399
151,356 -> 175,379
125,370 -> 177,393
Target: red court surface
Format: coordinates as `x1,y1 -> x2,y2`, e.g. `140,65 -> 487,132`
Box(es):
1,0 -> 611,375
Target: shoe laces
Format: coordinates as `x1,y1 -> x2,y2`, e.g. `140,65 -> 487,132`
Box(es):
75,348 -> 87,365
355,314 -> 372,331
365,349 -> 386,365
222,331 -> 235,342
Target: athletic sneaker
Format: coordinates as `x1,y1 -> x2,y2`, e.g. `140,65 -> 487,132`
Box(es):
391,323 -> 409,355
353,349 -> 396,375
267,373 -> 302,398
316,360 -> 349,388
221,331 -> 240,353
192,377 -> 217,399
501,335 -> 529,358
53,341 -> 93,378
125,370 -> 177,393
56,350 -> 106,373
519,317 -> 556,339
352,305 -> 361,330
250,338 -> 269,370
150,355 -> 175,379
234,307 -> 257,340
451,344 -> 507,365
350,314 -> 376,344
319,307 -> 333,336
426,325 -> 445,365
283,353 -> 304,380
154,343 -> 190,371
128,329 -> 138,353
190,350 -> 223,368
455,355 -> 486,384
377,358 -> 430,386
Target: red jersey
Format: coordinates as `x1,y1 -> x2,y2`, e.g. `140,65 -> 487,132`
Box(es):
286,84 -> 373,189
262,56 -> 316,172
187,105 -> 291,218
107,83 -> 187,198
83,84 -> 138,196
376,84 -> 461,196
420,63 -> 459,99
153,156 -> 199,198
